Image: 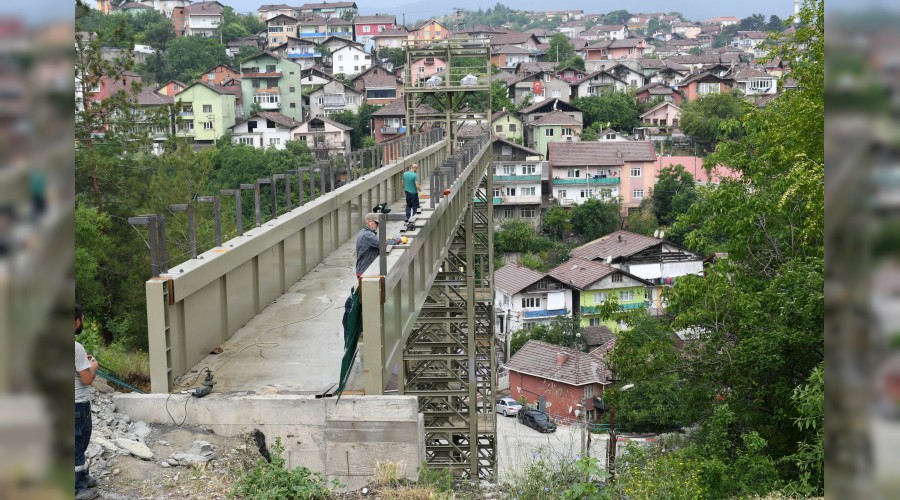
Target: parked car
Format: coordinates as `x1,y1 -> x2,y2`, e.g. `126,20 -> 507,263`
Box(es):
495,397 -> 522,417
517,409 -> 557,433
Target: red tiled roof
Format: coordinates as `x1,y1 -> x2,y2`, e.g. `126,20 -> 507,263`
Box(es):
548,141 -> 655,167
505,340 -> 612,387
571,230 -> 664,261
494,264 -> 546,295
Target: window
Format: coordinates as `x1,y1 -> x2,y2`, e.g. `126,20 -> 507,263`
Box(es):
202,104 -> 212,113
557,189 -> 566,199
206,73 -> 215,81
338,55 -> 344,61
631,167 -> 641,177
522,297 -> 541,308
567,168 -> 580,178
266,119 -> 276,129
593,292 -> 608,303
203,121 -> 213,130
509,123 -> 517,132
543,74 -> 550,82
183,120 -> 194,130
493,188 -> 501,197
699,82 -> 719,95
289,87 -> 295,92
611,274 -> 623,283
619,290 -> 635,301
501,145 -> 512,156
545,128 -> 555,137
290,102 -> 296,108
536,281 -> 547,290
505,187 -> 516,196
502,165 -> 515,175
269,137 -> 281,145
633,189 -> 644,199
503,207 -> 514,218
523,164 -> 536,174
552,89 -> 560,98
238,137 -> 254,145
496,125 -> 503,132
584,385 -> 594,398
561,127 -> 573,136
363,25 -> 370,33
354,54 -> 359,61
588,317 -> 603,326
749,78 -> 772,91
580,189 -> 593,198
521,208 -> 536,218
522,187 -> 536,196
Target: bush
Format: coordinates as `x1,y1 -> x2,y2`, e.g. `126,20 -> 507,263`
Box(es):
504,446 -> 601,500
613,443 -> 705,499
416,462 -> 453,493
231,437 -> 339,499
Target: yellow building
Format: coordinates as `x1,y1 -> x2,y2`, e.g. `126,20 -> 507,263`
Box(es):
409,19 -> 449,41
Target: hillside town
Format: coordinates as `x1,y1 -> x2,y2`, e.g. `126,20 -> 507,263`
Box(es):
71,0 -> 824,498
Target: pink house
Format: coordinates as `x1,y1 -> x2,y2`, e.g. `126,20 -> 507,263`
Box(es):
639,101 -> 682,131
91,70 -> 141,103
584,38 -> 647,61
409,56 -> 446,82
655,156 -> 740,185
353,15 -> 395,45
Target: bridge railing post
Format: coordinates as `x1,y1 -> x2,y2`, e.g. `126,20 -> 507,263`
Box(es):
220,189 -> 243,236
196,196 -> 222,247
168,203 -> 196,258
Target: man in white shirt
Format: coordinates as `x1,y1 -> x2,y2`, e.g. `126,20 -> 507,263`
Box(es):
75,304 -> 99,499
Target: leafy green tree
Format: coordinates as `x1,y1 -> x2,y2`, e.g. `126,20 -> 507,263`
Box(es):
569,198 -> 621,241
491,80 -> 514,112
558,55 -> 585,72
688,46 -> 704,56
651,164 -> 697,228
162,35 -> 229,83
572,93 -> 642,132
495,219 -> 540,253
767,14 -> 785,31
580,126 -> 598,141
142,17 -> 176,50
546,33 -> 574,64
739,13 -> 767,31
624,202 -> 658,236
509,316 -> 585,356
603,10 -> 631,25
647,18 -> 660,34
377,47 -> 406,69
221,22 -> 250,42
680,90 -> 753,148
543,206 -> 571,239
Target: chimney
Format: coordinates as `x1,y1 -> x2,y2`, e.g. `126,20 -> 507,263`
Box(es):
556,352 -> 569,366
617,234 -> 623,242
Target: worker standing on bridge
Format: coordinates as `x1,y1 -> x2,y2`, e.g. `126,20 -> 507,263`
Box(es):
356,213 -> 381,278
403,163 -> 421,222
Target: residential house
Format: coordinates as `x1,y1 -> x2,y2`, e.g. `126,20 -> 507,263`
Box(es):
571,230 -> 706,312
409,19 -> 449,42
672,22 -> 702,39
655,155 -> 739,187
519,98 -> 583,145
300,66 -> 333,87
646,63 -> 690,87
581,325 -> 615,351
492,46 -> 540,71
273,37 -> 323,69
171,6 -> 187,36
530,110 -> 582,158
89,71 -> 141,104
230,111 -> 302,149
731,31 -> 769,58
597,62 -> 646,87
584,38 -> 647,61
175,82 -> 239,143
524,28 -> 553,43
676,71 -> 734,101
307,79 -> 362,118
458,25 -> 506,41
138,0 -> 192,18
371,27 -> 409,50
494,264 -> 573,335
199,64 -> 239,86
295,14 -> 352,40
134,88 -> 176,154
352,65 -> 402,105
570,70 -> 629,99
226,37 -> 263,58
492,137 -> 544,230
489,32 -> 541,53
732,67 -> 778,96
635,82 -> 683,105
295,1 -> 358,20
554,66 -> 587,83
266,14 -> 299,47
292,116 -> 352,158
354,15 -> 396,45
595,25 -> 628,40
514,62 -> 558,77
409,56 -> 446,84
332,42 -> 372,76
639,101 -> 681,132
558,21 -> 587,39
156,79 -> 188,97
547,141 -> 659,210
505,340 -> 612,422
239,52 -> 305,121
183,1 -> 224,38
491,109 -> 523,142
596,128 -> 630,141
508,71 -> 571,107
548,257 -> 653,329
115,2 -> 154,15
371,99 -> 436,143
257,4 -> 296,21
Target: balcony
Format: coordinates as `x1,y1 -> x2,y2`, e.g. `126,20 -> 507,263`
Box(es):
552,177 -> 620,185
380,126 -> 406,134
242,69 -> 283,78
179,110 -> 194,117
493,174 -> 540,182
286,51 -> 323,59
581,301 -> 649,315
255,87 -> 280,94
258,101 -> 281,110
472,196 -> 502,205
522,308 -> 567,319
322,95 -> 345,108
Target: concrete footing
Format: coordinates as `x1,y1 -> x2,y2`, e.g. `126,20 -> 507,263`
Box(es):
114,393 -> 424,490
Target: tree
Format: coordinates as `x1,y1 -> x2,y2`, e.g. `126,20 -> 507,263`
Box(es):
495,219 -> 541,253
543,206 -> 571,239
162,35 -> 229,83
767,14 -> 785,31
580,126 -> 598,141
739,13 -> 767,31
572,93 -> 642,133
377,47 -> 406,70
509,316 -> 585,357
651,164 -> 697,228
624,202 -> 658,236
221,22 -> 250,42
558,55 -> 585,72
547,33 -> 574,64
491,80 -> 514,112
612,1 -> 824,494
688,46 -> 704,56
647,18 -> 660,34
679,90 -> 752,148
603,10 -> 631,25
569,198 -> 620,241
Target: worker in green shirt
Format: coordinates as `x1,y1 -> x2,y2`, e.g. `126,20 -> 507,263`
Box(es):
402,163 -> 421,222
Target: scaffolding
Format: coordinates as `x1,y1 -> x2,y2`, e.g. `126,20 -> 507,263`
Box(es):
401,37 -> 496,479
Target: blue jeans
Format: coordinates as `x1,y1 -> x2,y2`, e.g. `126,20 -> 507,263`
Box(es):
405,191 -> 419,220
75,401 -> 92,491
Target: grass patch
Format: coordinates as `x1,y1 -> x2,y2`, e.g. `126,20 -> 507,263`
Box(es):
79,319 -> 150,392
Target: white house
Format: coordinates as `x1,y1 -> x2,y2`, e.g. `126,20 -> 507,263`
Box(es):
731,31 -> 769,58
291,116 -> 353,158
570,70 -> 629,99
184,1 -> 224,38
307,79 -> 362,118
733,67 -> 778,96
596,24 -> 627,40
494,264 -> 574,336
230,111 -> 302,149
331,43 -> 372,76
596,128 -> 630,141
140,0 -> 191,18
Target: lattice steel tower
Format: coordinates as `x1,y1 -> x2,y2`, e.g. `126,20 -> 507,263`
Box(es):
401,37 -> 496,479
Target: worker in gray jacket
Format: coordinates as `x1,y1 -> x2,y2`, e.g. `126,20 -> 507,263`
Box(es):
355,213 -> 380,277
